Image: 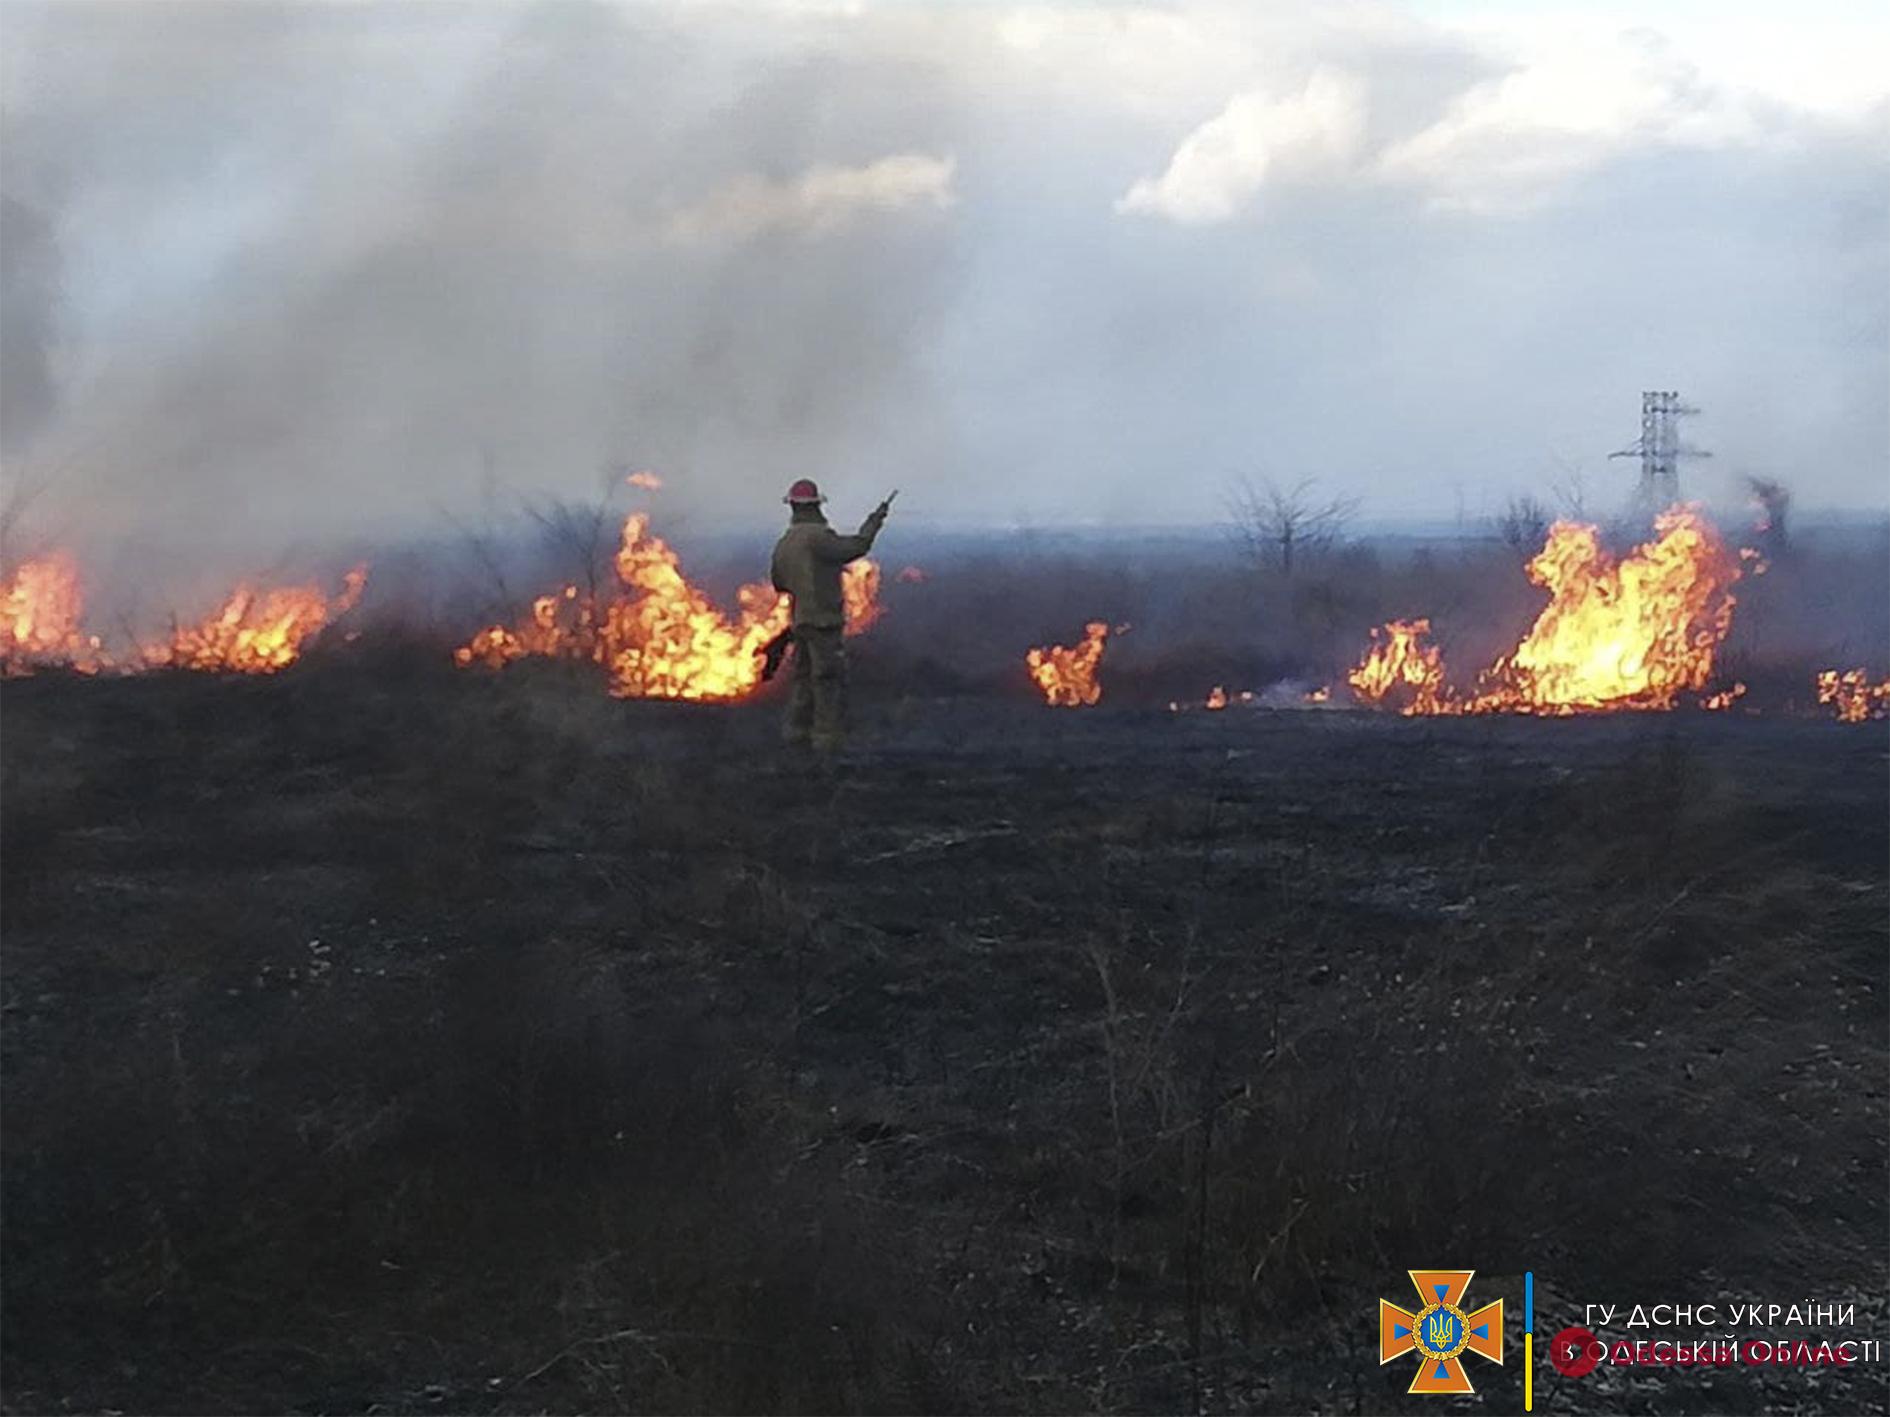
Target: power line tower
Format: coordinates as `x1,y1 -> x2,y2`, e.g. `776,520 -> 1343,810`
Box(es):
1609,390 -> 1710,520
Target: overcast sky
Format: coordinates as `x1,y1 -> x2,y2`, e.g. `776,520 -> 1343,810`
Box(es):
2,0 -> 1884,551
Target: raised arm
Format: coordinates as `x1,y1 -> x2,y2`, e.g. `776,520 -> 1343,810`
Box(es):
812,498 -> 893,563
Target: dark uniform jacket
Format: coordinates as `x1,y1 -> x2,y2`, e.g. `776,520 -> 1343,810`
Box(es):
770,508 -> 886,629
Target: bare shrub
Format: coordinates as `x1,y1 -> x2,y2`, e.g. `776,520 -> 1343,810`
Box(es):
1494,493 -> 1551,552
1226,476 -> 1359,578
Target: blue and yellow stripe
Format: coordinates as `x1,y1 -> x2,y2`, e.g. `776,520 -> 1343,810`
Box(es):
1524,1271 -> 1534,1412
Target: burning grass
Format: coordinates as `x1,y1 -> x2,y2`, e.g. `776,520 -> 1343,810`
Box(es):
1,552 -> 104,675
1816,668 -> 1890,723
1347,617 -> 1449,715
1025,620 -> 1110,706
6,504 -> 1884,728
2,554 -> 369,677
1347,507 -> 1753,716
145,565 -> 368,673
455,511 -> 883,701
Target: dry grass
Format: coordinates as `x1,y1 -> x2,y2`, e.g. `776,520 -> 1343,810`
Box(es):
3,664 -> 1884,1415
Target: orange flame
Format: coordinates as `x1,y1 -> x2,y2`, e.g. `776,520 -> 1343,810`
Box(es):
1471,508 -> 1739,712
1347,618 -> 1452,715
1026,621 -> 1109,707
1350,508 -> 1743,716
454,512 -> 881,700
1171,687 -> 1252,713
149,566 -> 367,673
895,565 -> 928,584
453,585 -> 587,670
1815,669 -> 1890,723
625,471 -> 663,491
842,560 -> 884,637
599,513 -> 789,700
1,553 -> 105,675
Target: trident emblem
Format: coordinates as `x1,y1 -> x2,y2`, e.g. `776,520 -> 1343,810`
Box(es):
1379,1270 -> 1504,1395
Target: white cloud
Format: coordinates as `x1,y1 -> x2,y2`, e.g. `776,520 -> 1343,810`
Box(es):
4,0 -> 1884,536
662,152 -> 957,243
1419,5 -> 1890,119
1115,68 -> 1367,224
1107,9 -> 1886,224
1373,29 -> 1771,214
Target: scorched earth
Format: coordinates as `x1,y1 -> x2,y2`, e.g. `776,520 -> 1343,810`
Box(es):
3,658 -> 1884,1415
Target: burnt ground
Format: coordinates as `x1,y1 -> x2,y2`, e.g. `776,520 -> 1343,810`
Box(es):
3,658 -> 1886,1415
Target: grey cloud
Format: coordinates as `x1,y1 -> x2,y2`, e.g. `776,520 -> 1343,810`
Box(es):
2,1 -> 969,553
0,0 -> 1882,568
0,192 -> 60,454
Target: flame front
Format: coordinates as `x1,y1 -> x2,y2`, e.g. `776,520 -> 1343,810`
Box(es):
625,471 -> 663,491
1026,621 -> 1109,707
1349,508 -> 1743,716
454,512 -> 882,700
1816,669 -> 1890,723
150,566 -> 367,673
1,553 -> 104,675
1472,508 -> 1739,712
453,585 -> 587,669
842,560 -> 884,637
601,513 -> 790,700
1347,618 -> 1451,715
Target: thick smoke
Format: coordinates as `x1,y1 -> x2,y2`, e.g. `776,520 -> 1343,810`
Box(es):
0,191 -> 60,456
0,2 -> 967,557
0,0 -> 1884,571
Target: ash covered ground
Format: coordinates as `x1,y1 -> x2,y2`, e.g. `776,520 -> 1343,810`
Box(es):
3,656 -> 1885,1415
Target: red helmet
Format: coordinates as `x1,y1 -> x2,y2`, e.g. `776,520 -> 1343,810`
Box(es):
783,478 -> 824,505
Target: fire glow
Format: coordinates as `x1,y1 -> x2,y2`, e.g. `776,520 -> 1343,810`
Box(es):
147,567 -> 369,674
1347,618 -> 1450,716
1816,669 -> 1890,723
842,559 -> 885,636
4,554 -> 366,677
1,554 -> 105,676
1349,508 -> 1744,715
454,511 -> 883,701
1026,621 -> 1109,707
4,503 -> 1882,726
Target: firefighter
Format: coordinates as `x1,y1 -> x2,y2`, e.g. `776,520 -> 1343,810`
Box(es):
769,479 -> 894,751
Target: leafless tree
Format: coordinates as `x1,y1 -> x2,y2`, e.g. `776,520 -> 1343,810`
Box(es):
1226,476 -> 1358,576
436,493 -> 516,615
1547,453 -> 1589,522
1494,494 -> 1551,553
524,494 -> 618,605
0,455 -> 64,566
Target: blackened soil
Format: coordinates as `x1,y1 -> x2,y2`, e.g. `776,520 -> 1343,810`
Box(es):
4,664 -> 1885,1414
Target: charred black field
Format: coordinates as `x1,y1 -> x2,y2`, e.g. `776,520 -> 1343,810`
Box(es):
3,656 -> 1885,1416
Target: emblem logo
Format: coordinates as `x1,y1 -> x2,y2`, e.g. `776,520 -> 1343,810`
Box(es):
1379,1269 -> 1504,1394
